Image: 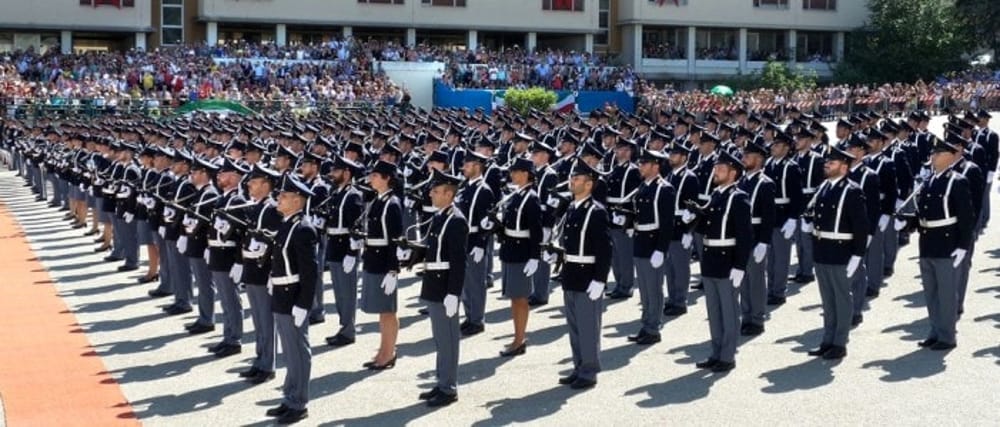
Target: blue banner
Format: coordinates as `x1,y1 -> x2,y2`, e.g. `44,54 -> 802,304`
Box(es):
433,80 -> 635,115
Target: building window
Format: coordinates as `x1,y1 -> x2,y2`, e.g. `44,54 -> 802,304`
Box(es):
80,0 -> 135,6
595,0 -> 609,45
542,0 -> 584,12
647,0 -> 688,6
358,0 -> 405,4
803,0 -> 835,10
422,0 -> 465,5
754,0 -> 788,8
643,26 -> 688,59
696,28 -> 738,60
161,0 -> 183,46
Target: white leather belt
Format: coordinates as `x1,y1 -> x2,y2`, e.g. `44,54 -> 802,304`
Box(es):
704,238 -> 736,247
635,223 -> 658,231
468,226 -> 479,233
208,239 -> 237,248
920,217 -> 957,228
421,205 -> 437,213
271,274 -> 299,285
425,262 -> 450,270
326,227 -> 350,235
814,231 -> 852,240
366,238 -> 389,247
775,198 -> 791,204
564,255 -> 596,264
697,194 -> 711,201
241,249 -> 265,259
504,228 -> 530,238
115,193 -> 129,199
802,188 -> 817,194
751,217 -> 762,225
606,197 -> 626,204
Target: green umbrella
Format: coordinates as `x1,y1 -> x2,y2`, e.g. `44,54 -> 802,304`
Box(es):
710,85 -> 734,97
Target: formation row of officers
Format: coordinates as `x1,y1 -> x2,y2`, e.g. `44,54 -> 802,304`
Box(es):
3,105 -> 996,424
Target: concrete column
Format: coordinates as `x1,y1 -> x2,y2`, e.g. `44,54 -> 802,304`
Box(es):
630,24 -> 642,72
738,28 -> 748,74
834,31 -> 845,62
686,26 -> 697,74
406,28 -> 417,47
526,32 -> 537,52
787,29 -> 797,63
134,32 -> 147,51
467,30 -> 478,51
584,33 -> 594,54
206,21 -> 219,46
60,31 -> 72,54
276,24 -> 287,47
342,26 -> 353,39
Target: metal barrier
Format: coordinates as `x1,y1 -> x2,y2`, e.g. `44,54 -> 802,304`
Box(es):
1,97 -> 391,120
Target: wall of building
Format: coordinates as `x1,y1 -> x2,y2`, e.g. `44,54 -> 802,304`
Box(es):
0,1 -> 152,33
619,0 -> 867,31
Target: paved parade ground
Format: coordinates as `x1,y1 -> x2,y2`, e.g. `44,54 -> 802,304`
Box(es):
2,118 -> 1000,426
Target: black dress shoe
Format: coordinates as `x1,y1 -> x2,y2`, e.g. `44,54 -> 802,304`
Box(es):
741,324 -> 765,337
695,359 -> 719,369
711,361 -> 736,372
500,343 -> 527,357
92,237 -> 106,244
558,374 -> 578,385
164,305 -> 192,315
239,367 -> 262,378
791,274 -> 814,284
883,268 -> 894,278
635,334 -> 661,345
276,408 -> 308,424
461,323 -> 485,337
266,404 -> 290,417
308,317 -> 325,325
929,341 -> 957,351
808,344 -> 833,356
663,305 -> 688,316
188,323 -> 215,335
917,338 -> 939,348
569,378 -> 597,390
851,315 -> 863,327
527,297 -> 548,307
103,256 -> 123,263
418,308 -> 430,315
691,282 -> 704,290
766,295 -> 786,306
117,265 -> 139,272
247,370 -> 276,385
207,342 -> 226,353
369,356 -> 397,370
607,290 -> 632,300
214,344 -> 242,358
426,392 -> 458,407
822,346 -> 847,359
147,289 -> 172,298
325,334 -> 356,347
865,288 -> 880,298
71,222 -> 86,229
627,330 -> 649,342
94,247 -> 112,254
418,387 -> 441,400
83,229 -> 100,236
137,274 -> 160,284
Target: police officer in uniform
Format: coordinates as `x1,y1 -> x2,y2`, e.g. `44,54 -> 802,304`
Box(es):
416,172 -> 468,407
763,132 -> 803,305
793,129 -> 825,284
264,176 -> 318,424
738,141 -> 776,336
360,160 -> 404,369
804,147 -> 869,360
691,151 -> 753,372
161,149 -> 196,316
322,156 -> 365,347
663,143 -> 700,316
182,158 -> 221,335
456,151 -> 496,336
843,135 -> 880,326
557,161 -> 612,389
206,157 -> 250,357
627,149 -> 674,345
605,137 -> 641,298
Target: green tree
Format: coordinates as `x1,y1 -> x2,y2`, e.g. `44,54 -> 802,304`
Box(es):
724,61 -> 817,91
955,0 -> 1000,63
503,87 -> 558,116
836,0 -> 974,84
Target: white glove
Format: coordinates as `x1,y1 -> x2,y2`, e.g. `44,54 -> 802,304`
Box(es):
229,263 -> 243,282
163,207 -> 176,221
396,247 -> 411,261
350,238 -> 362,251
988,171 -> 995,183
158,226 -> 166,238
680,209 -> 696,224
182,216 -> 198,234
894,198 -> 905,210
404,198 -> 415,208
443,294 -> 459,318
246,238 -> 267,258
681,233 -> 693,250
143,197 -> 155,209
123,212 -> 134,224
403,167 -> 413,177
781,219 -> 796,240
753,243 -> 767,264
311,215 -> 325,228
542,227 -> 552,243
878,215 -> 890,232
381,272 -> 398,295
866,235 -> 873,249
543,251 -> 557,264
78,183 -> 86,192
214,218 -> 231,234
951,248 -> 967,268
611,213 -> 626,226
587,281 -> 604,300
291,305 -> 308,327
471,247 -> 484,263
846,255 -> 862,277
523,258 -> 539,277
479,216 -> 495,231
119,186 -> 131,198
650,250 -> 665,269
203,250 -> 210,264
267,278 -> 273,295
176,235 -> 188,253
800,221 -> 814,234
343,255 -> 356,273
918,168 -> 931,181
729,268 -> 745,287
894,218 -> 907,231
546,195 -> 560,208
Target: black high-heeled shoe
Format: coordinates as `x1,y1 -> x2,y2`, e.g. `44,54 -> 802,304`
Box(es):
369,355 -> 397,370
500,343 -> 527,357
137,274 -> 160,284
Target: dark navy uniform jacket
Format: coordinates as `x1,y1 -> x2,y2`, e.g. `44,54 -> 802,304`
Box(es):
864,152 -> 899,218
322,185 -> 364,263
362,190 -> 404,274
951,158 -> 985,222
694,183 -> 753,278
667,165 -> 701,241
738,170 -> 776,246
796,149 -> 826,202
911,170 -> 975,258
270,211 -> 318,314
631,177 -> 675,258
848,163 -> 881,236
207,187 -> 247,272
810,176 -> 869,265
498,184 -> 543,263
456,176 -> 495,251
604,160 -> 641,229
419,205 -> 468,302
238,198 -> 282,286
764,156 -> 804,225
558,196 -> 613,290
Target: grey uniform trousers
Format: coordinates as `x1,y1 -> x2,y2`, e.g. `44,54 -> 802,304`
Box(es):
703,276 -> 740,363
564,289 -> 603,382
919,258 -> 959,345
609,229 -> 634,292
166,239 -> 192,309
426,300 -> 460,396
190,257 -> 215,327
816,263 -> 853,347
329,260 -> 359,339
246,284 -> 276,372
212,270 -> 243,345
767,228 -> 794,298
741,255 -> 768,326
665,240 -> 691,308
634,257 -> 664,335
275,312 -> 311,410
462,250 -> 489,327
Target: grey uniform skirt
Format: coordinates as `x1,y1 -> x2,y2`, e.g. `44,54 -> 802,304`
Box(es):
136,219 -> 152,245
502,262 -> 531,299
360,271 -> 397,314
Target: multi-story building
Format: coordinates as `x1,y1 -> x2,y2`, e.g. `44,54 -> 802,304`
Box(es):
0,0 -> 153,53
